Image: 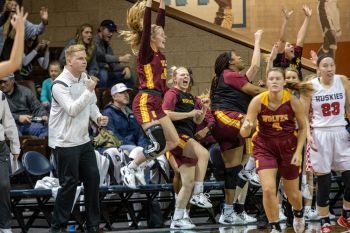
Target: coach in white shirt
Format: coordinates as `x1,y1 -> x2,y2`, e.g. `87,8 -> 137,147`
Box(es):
49,44 -> 108,233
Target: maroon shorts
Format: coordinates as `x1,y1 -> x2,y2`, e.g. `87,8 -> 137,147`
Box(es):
211,110 -> 245,152
253,133 -> 300,180
170,134 -> 198,167
132,92 -> 167,124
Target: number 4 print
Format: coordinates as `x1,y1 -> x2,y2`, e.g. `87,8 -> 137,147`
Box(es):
321,102 -> 340,116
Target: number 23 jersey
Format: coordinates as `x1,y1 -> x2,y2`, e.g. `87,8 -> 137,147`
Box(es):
310,75 -> 347,128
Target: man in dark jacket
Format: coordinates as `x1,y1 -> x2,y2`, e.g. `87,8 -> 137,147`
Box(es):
102,83 -> 147,151
0,73 -> 48,138
95,20 -> 135,88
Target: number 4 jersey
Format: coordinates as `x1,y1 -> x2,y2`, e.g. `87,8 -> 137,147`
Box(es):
310,75 -> 347,128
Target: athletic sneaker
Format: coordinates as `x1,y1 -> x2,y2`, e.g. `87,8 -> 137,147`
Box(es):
337,215 -> 350,229
246,169 -> 261,186
238,211 -> 257,223
120,166 -> 136,189
190,193 -> 212,208
293,217 -> 305,233
304,208 -> 318,220
301,183 -> 313,200
270,230 -> 282,233
279,208 -> 287,221
238,169 -> 249,181
219,210 -> 246,225
134,167 -> 146,185
320,223 -> 332,233
170,217 -> 196,229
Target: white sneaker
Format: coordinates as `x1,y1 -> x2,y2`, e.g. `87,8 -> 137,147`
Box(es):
0,229 -> 12,233
238,169 -> 249,181
279,208 -> 287,221
238,211 -> 257,223
219,210 -> 246,225
246,169 -> 261,186
170,217 -> 196,229
120,166 -> 136,189
293,217 -> 305,233
270,229 -> 282,233
135,167 -> 146,185
190,193 -> 212,208
304,208 -> 318,220
302,184 -> 313,200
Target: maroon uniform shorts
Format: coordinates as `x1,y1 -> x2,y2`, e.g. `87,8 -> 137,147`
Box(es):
211,110 -> 245,152
133,92 -> 167,124
253,133 -> 300,180
170,134 -> 198,168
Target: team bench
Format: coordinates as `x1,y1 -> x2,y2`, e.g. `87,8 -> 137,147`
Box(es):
10,181 -> 225,232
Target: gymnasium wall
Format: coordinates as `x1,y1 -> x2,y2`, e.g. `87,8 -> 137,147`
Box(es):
22,0 -> 321,96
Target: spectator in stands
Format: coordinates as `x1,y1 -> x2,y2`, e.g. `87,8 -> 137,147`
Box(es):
59,23 -> 99,77
0,73 -> 48,138
15,35 -> 50,80
103,83 -> 147,151
49,44 -> 108,233
95,19 -> 134,88
40,60 -> 61,111
0,0 -> 48,61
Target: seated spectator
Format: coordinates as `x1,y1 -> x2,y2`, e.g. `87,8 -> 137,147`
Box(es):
0,0 -> 48,61
15,35 -> 50,80
0,73 -> 48,138
95,19 -> 134,88
102,83 -> 147,152
40,60 -> 61,111
59,23 -> 98,77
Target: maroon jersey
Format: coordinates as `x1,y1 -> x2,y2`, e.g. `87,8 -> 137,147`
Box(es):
137,7 -> 168,93
256,90 -> 296,138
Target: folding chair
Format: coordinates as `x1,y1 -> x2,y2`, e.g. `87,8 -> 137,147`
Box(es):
11,151 -> 53,232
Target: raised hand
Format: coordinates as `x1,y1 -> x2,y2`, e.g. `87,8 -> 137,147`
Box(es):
302,5 -> 312,17
282,8 -> 294,20
11,6 -> 28,30
40,6 -> 48,23
254,29 -> 264,41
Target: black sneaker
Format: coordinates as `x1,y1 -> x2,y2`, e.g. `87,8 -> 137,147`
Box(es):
257,213 -> 268,229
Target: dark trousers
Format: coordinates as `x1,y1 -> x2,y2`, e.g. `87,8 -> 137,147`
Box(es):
51,141 -> 100,229
0,142 -> 11,229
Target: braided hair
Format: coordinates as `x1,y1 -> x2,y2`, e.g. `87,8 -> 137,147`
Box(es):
209,51 -> 231,100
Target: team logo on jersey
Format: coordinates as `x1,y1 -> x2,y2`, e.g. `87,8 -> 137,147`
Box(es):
315,93 -> 343,102
182,99 -> 194,105
261,114 -> 288,123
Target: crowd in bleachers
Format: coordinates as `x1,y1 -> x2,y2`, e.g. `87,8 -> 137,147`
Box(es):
0,1 -> 349,233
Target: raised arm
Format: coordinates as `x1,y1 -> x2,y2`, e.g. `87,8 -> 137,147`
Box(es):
0,6 -> 27,78
277,8 -> 294,53
246,29 -> 263,81
296,5 -> 312,47
156,0 -> 165,28
266,43 -> 279,76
